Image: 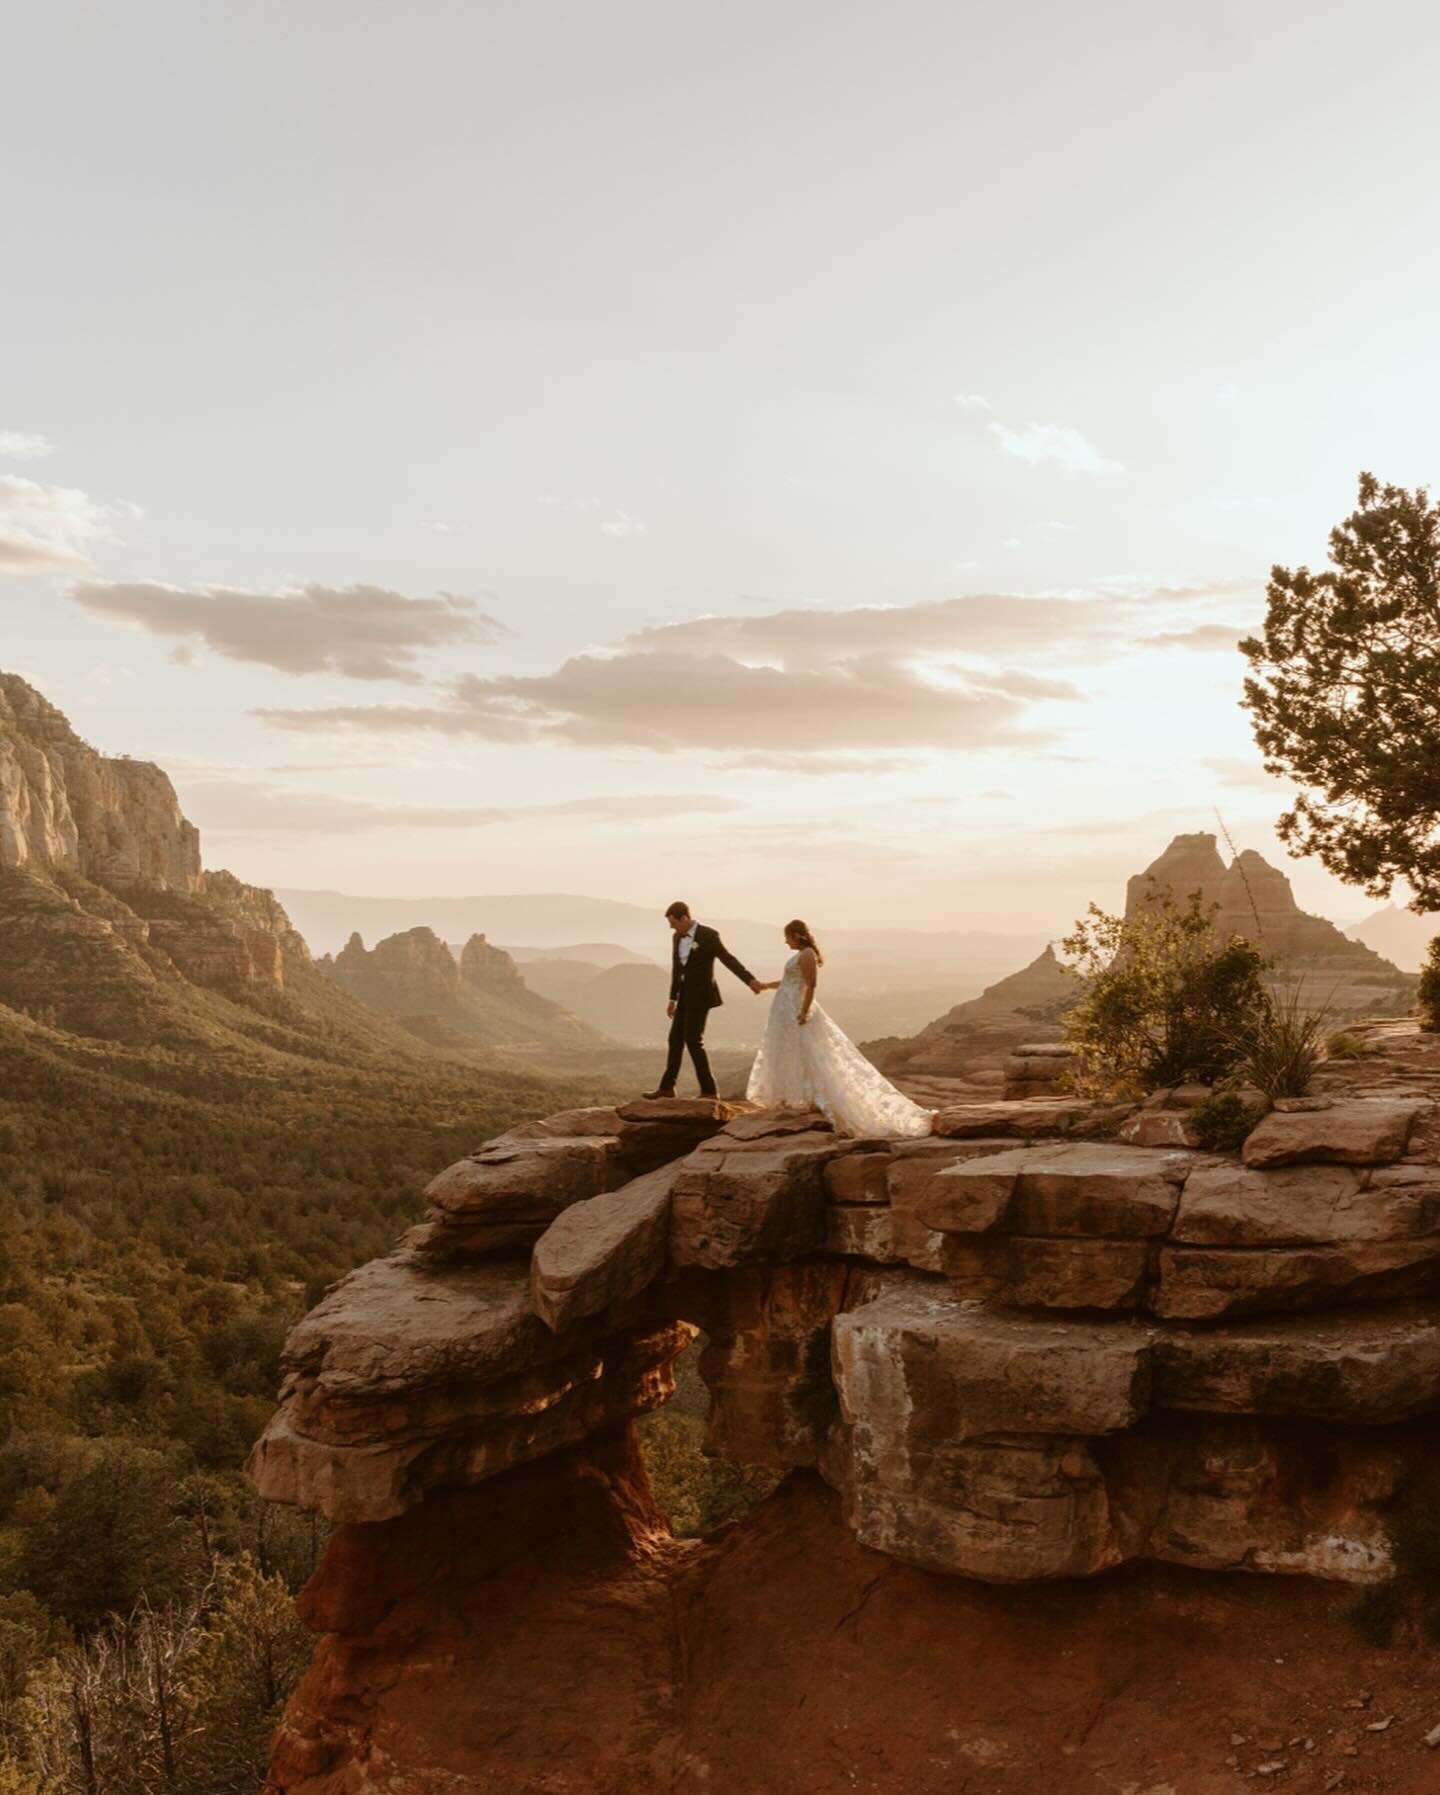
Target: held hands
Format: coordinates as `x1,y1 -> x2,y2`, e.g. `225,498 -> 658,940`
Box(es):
748,978 -> 764,994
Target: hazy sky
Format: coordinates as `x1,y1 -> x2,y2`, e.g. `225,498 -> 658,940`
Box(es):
5,0 -> 1438,932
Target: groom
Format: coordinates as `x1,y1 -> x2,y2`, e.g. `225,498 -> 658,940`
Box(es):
643,901 -> 761,1099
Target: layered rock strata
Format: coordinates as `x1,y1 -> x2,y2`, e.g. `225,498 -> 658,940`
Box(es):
252,1024 -> 1440,1787
0,673 -> 303,1028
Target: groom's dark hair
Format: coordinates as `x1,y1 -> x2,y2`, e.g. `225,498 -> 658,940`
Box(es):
665,901 -> 691,920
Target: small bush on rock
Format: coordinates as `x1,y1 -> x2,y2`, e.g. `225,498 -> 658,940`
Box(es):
1417,937 -> 1440,1032
1189,1092 -> 1264,1154
1060,893 -> 1271,1100
1324,1030 -> 1368,1059
1233,987 -> 1329,1101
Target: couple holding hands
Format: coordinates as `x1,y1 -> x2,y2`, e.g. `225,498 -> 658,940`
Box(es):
644,901 -> 933,1141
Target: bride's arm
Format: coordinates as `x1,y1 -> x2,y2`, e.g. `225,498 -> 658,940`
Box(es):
796,947 -> 818,1023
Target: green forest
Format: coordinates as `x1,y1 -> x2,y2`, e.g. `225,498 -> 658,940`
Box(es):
0,981 -> 610,1793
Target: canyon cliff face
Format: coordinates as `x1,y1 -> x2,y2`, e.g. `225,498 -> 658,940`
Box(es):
0,673 -> 307,1035
0,672 -> 201,890
321,926 -> 603,1051
251,1027 -> 1440,1793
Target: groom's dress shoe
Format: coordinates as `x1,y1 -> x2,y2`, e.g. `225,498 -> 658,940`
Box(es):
641,1088 -> 676,1101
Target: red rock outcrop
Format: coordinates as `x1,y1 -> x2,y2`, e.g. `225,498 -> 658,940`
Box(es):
320,925 -> 603,1051
0,673 -> 309,1029
252,1024 -> 1440,1791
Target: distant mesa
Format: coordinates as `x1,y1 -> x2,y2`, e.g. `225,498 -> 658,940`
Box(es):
1126,831 -> 1412,1014
320,926 -> 604,1052
875,831 -> 1414,1099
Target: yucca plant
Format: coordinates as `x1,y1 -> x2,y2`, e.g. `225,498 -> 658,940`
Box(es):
1233,985 -> 1331,1101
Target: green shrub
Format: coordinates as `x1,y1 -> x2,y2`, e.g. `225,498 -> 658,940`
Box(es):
1233,987 -> 1329,1100
1060,893 -> 1271,1100
1324,1030 -> 1368,1059
1418,936 -> 1440,1031
1189,1092 -> 1263,1154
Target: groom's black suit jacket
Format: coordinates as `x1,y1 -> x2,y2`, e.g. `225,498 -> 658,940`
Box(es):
670,923 -> 755,1012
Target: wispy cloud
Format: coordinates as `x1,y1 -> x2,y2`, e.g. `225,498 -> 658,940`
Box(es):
257,653 -> 1057,754
0,432 -> 54,461
1202,755 -> 1284,789
600,509 -> 647,539
71,580 -> 507,681
955,393 -> 993,413
183,778 -> 744,834
0,476 -> 139,575
707,751 -> 915,776
987,421 -> 1123,476
1142,622 -> 1252,651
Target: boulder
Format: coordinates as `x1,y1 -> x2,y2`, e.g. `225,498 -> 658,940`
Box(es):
423,1134 -> 626,1236
1241,1097 -> 1428,1168
886,1137 -> 1014,1264
833,1286 -> 1153,1442
941,1235 -> 1154,1311
1153,1237 -> 1440,1321
1152,1304 -> 1440,1423
246,1254 -> 690,1521
918,1143 -> 1190,1239
836,1432 -> 1117,1583
669,1131 -> 850,1269
1173,1161 -> 1440,1246
530,1163 -> 680,1333
932,1097 -> 1092,1139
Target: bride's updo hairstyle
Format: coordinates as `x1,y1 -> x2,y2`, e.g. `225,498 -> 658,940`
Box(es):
784,919 -> 824,965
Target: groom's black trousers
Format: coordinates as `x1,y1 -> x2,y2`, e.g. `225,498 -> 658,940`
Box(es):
661,996 -> 716,1097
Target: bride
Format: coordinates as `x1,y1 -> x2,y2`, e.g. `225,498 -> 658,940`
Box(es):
746,920 -> 934,1139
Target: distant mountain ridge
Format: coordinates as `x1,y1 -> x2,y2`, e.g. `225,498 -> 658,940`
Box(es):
0,672 -> 598,1067
1347,904 -> 1439,974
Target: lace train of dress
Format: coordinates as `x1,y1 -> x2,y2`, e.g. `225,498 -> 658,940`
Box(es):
745,953 -> 934,1139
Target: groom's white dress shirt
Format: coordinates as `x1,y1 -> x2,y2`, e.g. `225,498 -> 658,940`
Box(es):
677,923 -> 698,965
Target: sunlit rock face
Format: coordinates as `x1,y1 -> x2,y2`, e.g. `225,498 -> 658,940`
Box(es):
252,1022 -> 1440,1791
0,671 -> 201,889
0,674 -> 300,1028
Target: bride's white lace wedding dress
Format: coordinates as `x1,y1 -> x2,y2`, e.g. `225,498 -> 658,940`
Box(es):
746,952 -> 934,1138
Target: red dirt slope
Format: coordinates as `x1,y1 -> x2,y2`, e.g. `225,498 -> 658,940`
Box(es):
267,1427 -> 1439,1795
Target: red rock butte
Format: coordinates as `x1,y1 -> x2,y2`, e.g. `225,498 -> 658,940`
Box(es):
250,1024 -> 1440,1792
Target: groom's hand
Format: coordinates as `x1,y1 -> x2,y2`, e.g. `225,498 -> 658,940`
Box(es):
748,978 -> 762,993
667,1000 -> 676,1018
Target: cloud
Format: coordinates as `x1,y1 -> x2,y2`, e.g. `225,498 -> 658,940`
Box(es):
600,509 -> 647,539
420,519 -> 468,534
1142,623 -> 1251,651
0,476 -> 138,574
0,432 -> 54,461
987,421 -> 1123,476
620,588 -> 1241,666
707,752 -> 915,776
955,393 -> 993,413
1202,756 -> 1284,789
258,650 -> 1057,754
254,584 -> 1244,761
71,580 -> 507,680
183,779 -> 744,834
